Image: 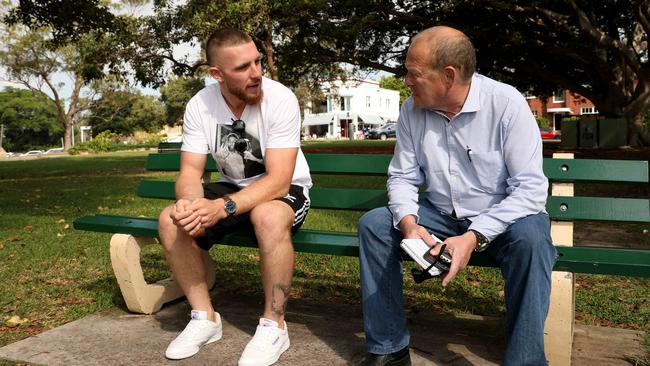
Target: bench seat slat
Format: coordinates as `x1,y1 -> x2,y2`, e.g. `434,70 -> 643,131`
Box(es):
73,214 -> 650,277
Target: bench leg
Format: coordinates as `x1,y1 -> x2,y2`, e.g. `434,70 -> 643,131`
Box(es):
544,270 -> 575,365
546,161 -> 575,366
109,234 -> 216,314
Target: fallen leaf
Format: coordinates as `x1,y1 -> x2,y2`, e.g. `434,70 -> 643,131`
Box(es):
35,189 -> 41,192
57,233 -> 65,238
53,205 -> 61,209
0,243 -> 4,250
4,315 -> 29,328
23,225 -> 33,232
64,224 -> 70,230
8,236 -> 21,242
57,219 -> 66,224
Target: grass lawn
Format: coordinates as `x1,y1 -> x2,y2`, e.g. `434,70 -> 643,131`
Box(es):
0,150 -> 648,357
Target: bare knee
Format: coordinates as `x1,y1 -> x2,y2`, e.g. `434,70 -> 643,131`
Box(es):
158,205 -> 185,251
250,202 -> 293,250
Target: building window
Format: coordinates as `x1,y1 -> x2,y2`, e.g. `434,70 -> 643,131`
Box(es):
581,106 -> 598,115
531,109 -> 538,116
327,96 -> 332,112
385,99 -> 390,110
339,96 -> 350,111
366,96 -> 371,108
552,89 -> 565,103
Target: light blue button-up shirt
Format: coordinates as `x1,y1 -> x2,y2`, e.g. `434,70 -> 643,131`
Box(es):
387,73 -> 548,241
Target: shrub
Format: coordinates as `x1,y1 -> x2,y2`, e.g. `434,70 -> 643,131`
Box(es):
68,130 -> 119,154
535,116 -> 550,128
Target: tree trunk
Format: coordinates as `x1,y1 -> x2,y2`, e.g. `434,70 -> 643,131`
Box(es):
627,113 -> 650,146
260,24 -> 278,81
63,122 -> 73,150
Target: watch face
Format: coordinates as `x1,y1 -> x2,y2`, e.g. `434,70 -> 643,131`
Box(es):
225,199 -> 237,215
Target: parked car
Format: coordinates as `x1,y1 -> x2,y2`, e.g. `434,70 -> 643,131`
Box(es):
19,150 -> 44,157
4,152 -> 15,158
43,148 -> 65,154
365,123 -> 397,140
540,128 -> 561,140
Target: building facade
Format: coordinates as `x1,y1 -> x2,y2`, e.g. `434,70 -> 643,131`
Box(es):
526,89 -> 599,131
303,79 -> 400,139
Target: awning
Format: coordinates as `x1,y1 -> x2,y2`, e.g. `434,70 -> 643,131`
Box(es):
546,108 -> 572,113
357,114 -> 385,125
303,113 -> 335,126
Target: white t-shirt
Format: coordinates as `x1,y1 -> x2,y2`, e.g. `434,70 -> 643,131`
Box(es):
181,77 -> 312,192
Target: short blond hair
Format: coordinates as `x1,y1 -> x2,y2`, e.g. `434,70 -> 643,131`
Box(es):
205,28 -> 253,66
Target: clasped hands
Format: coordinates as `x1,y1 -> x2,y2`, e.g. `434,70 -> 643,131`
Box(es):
170,198 -> 228,237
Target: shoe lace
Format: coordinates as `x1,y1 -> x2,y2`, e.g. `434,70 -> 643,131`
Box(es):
175,320 -> 205,341
250,325 -> 280,347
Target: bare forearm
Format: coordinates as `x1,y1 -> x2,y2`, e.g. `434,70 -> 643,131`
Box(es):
175,175 -> 205,201
229,174 -> 290,215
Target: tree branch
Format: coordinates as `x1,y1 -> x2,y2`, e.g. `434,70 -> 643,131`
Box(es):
638,2 -> 650,36
566,0 -> 642,72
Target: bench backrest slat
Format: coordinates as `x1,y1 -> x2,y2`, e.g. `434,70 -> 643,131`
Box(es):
146,153 -> 649,183
138,180 -> 650,222
543,159 -> 648,182
546,196 -> 650,222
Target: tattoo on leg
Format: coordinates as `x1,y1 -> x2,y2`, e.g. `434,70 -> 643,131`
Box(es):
271,283 -> 291,316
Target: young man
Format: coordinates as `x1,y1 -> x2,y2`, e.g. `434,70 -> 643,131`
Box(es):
357,26 -> 556,366
158,28 -> 311,366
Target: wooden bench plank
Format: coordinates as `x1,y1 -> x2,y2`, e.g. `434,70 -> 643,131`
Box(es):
546,196 -> 650,222
137,180 -> 650,222
543,159 -> 648,182
145,153 -> 649,184
73,214 -> 650,277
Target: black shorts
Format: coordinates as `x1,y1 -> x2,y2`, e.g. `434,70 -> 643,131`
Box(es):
195,182 -> 310,250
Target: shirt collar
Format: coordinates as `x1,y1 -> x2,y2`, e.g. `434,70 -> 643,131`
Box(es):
458,73 -> 481,114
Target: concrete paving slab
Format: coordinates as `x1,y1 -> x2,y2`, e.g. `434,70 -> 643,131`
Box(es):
0,289 -> 645,365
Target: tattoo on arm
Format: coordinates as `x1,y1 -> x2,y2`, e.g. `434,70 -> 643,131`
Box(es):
271,283 -> 291,316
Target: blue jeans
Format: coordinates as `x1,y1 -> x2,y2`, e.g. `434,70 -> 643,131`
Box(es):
358,199 -> 556,365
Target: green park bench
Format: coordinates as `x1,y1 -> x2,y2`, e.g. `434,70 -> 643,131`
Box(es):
74,150 -> 650,365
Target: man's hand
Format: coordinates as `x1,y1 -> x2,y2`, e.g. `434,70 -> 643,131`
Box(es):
430,231 -> 477,287
188,198 -> 228,230
170,199 -> 202,234
399,215 -> 439,247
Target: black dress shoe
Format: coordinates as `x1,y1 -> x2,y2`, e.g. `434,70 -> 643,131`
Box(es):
356,347 -> 411,366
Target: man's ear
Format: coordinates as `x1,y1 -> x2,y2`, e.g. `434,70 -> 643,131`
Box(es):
443,66 -> 456,88
208,66 -> 223,82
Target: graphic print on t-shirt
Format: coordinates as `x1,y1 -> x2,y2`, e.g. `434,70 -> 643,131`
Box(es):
215,124 -> 265,180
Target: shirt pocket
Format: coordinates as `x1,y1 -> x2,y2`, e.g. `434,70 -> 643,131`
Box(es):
469,150 -> 506,193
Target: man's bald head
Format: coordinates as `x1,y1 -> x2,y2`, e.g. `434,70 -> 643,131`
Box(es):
411,26 -> 476,82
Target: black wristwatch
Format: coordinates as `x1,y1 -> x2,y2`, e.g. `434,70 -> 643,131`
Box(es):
469,229 -> 490,252
223,196 -> 237,217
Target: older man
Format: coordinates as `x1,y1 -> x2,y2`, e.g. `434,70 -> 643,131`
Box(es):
357,26 -> 555,366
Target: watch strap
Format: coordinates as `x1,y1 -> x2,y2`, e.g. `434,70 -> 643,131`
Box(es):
469,229 -> 490,252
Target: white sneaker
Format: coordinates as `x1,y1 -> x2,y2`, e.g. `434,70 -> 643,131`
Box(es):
238,318 -> 290,366
165,310 -> 223,360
